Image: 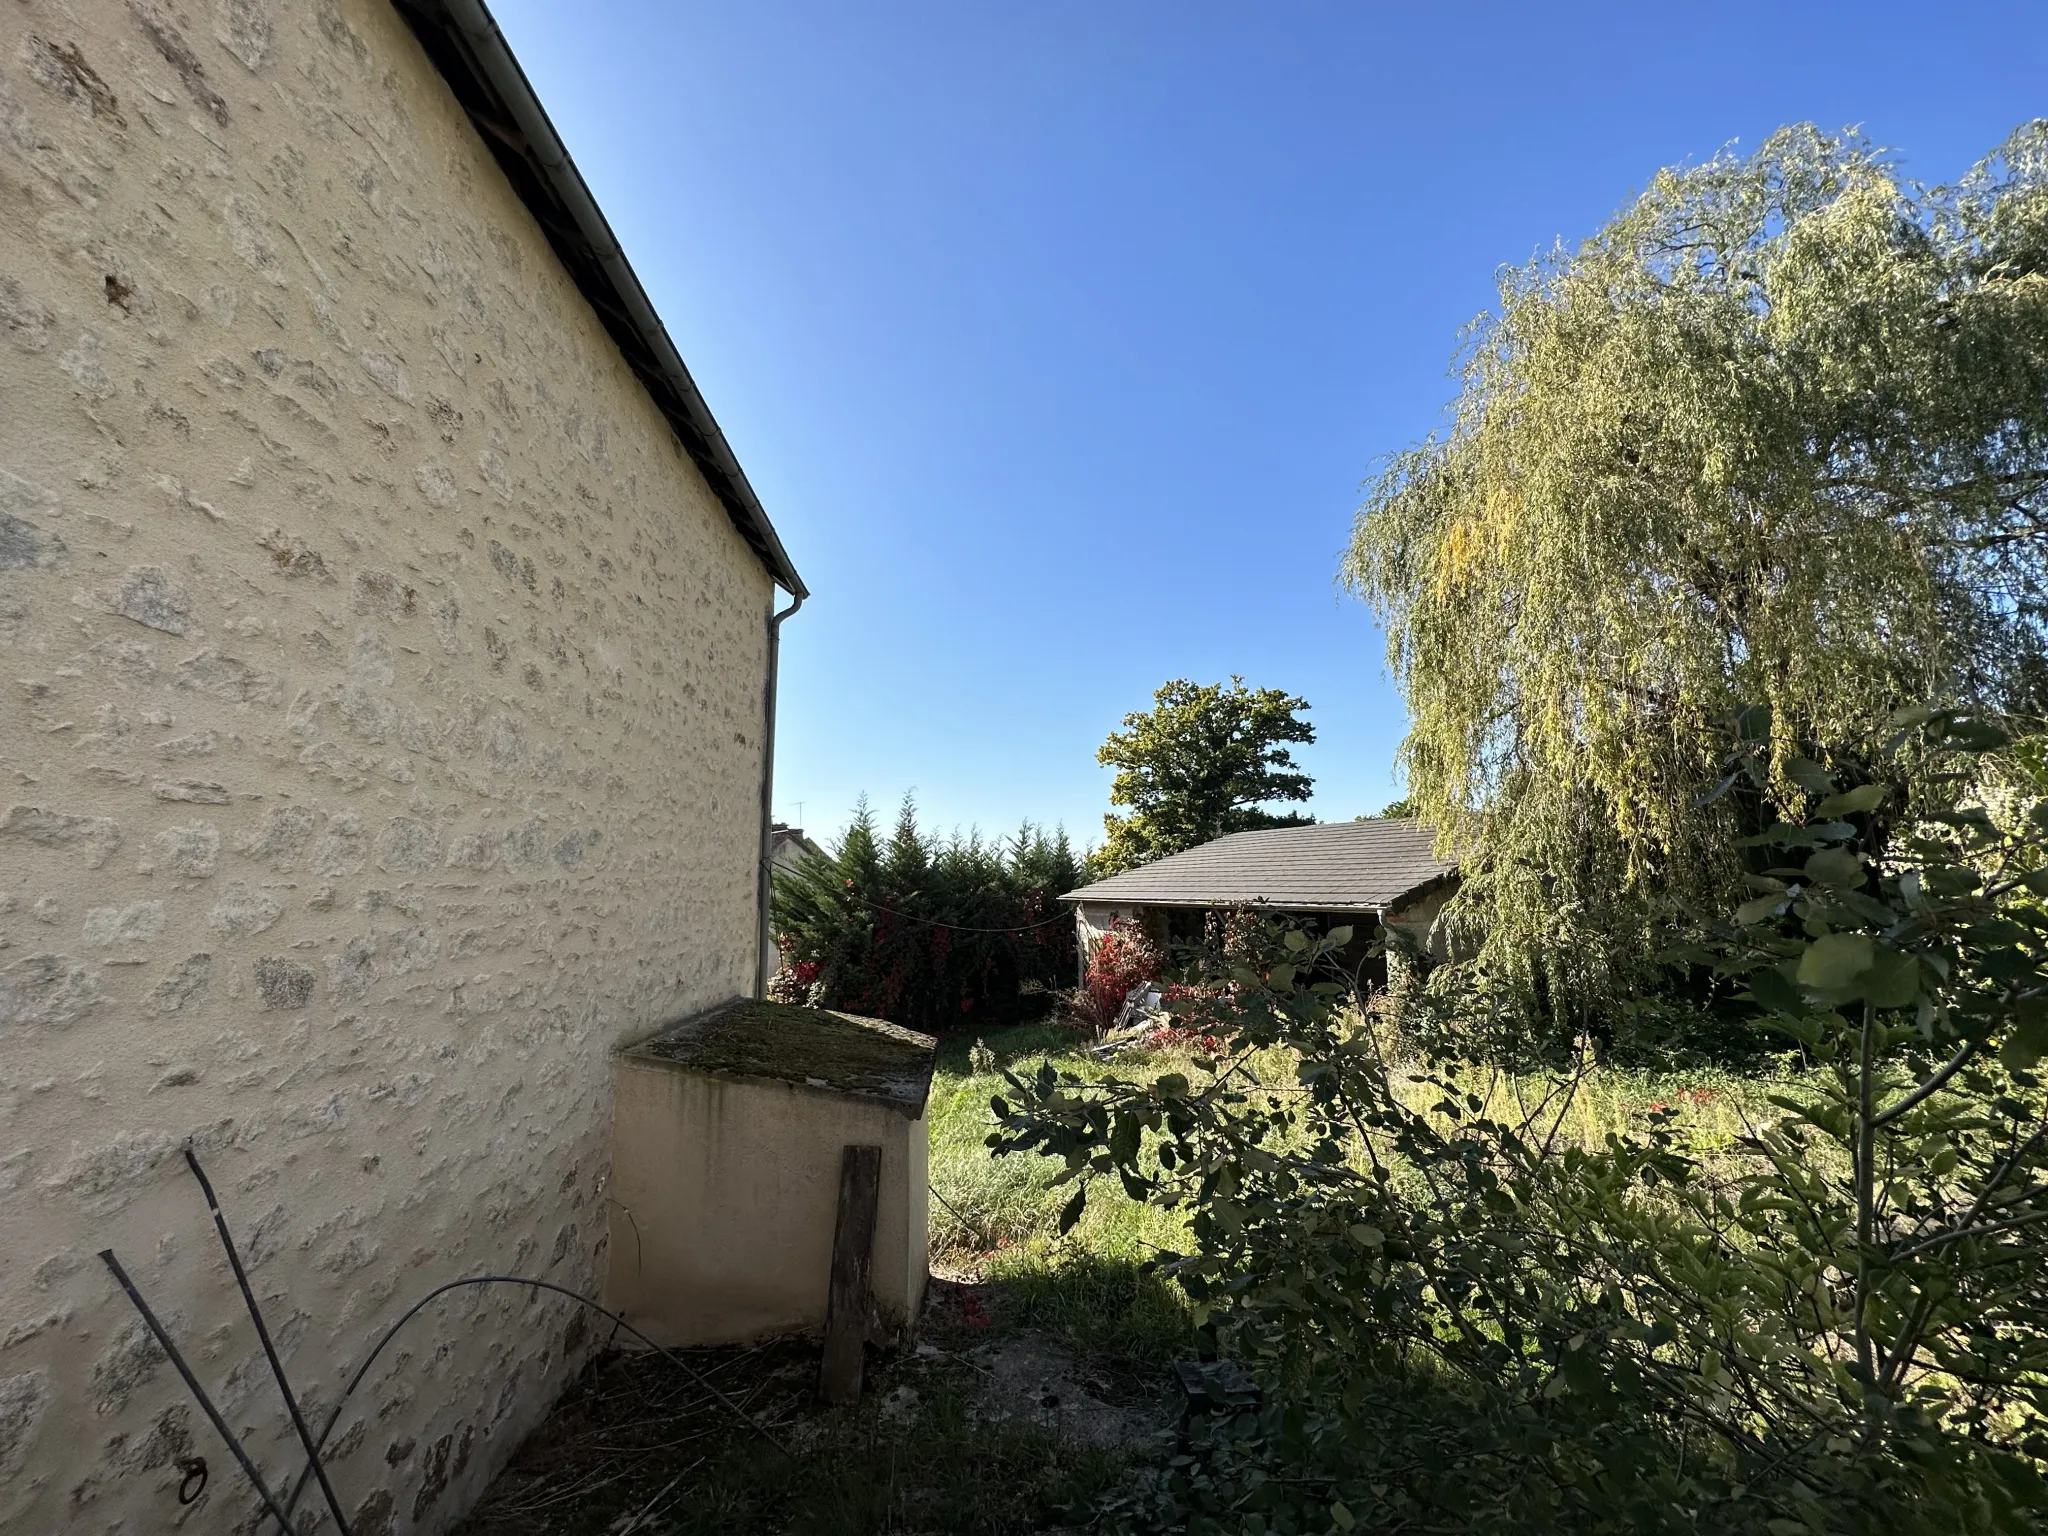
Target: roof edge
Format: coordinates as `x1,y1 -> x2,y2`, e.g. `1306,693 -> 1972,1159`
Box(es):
1060,894 -> 1392,913
390,0 -> 806,598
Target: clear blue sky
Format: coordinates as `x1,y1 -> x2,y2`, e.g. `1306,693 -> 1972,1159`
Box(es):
490,0 -> 2046,852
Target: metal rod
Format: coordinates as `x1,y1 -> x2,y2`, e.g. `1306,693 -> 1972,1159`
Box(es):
98,1249 -> 296,1535
284,1275 -> 790,1521
185,1150 -> 353,1536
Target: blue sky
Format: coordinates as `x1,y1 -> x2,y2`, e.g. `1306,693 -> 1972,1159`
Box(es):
491,0 -> 2047,852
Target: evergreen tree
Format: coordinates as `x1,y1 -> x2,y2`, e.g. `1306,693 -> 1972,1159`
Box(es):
771,798 -> 1083,1029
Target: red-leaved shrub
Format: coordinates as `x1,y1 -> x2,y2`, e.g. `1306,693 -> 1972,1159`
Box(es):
1075,917 -> 1162,1034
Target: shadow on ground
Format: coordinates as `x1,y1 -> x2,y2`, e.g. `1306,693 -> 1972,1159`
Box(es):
455,1272 -> 1181,1536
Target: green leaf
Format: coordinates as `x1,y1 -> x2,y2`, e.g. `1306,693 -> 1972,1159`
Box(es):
1696,770 -> 1741,807
1283,928 -> 1308,952
1057,1181 -> 1088,1234
1861,947 -> 1920,1009
1814,783 -> 1888,817
1330,1502 -> 1357,1532
1937,717 -> 2012,752
1804,847 -> 1864,887
1736,893 -> 1786,925
2001,1012 -> 2048,1072
1155,1073 -> 1190,1099
1747,966 -> 1806,1016
1928,865 -> 1985,896
1327,925 -> 1354,948
1787,757 -> 1837,795
1797,932 -> 1875,994
1109,1111 -> 1142,1165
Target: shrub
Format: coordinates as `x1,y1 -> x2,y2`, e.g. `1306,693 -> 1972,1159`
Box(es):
1073,917 -> 1162,1035
989,711 -> 2048,1535
765,956 -> 820,1005
771,797 -> 1082,1032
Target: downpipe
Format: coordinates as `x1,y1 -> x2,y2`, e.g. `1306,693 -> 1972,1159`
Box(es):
757,590 -> 803,997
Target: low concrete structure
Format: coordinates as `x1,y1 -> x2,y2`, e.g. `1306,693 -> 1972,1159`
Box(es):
606,1001 -> 935,1347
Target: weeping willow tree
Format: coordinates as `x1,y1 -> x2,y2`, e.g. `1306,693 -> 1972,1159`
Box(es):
1346,122 -> 2048,1009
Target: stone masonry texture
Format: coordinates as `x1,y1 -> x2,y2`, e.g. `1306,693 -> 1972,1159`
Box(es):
0,2 -> 775,1530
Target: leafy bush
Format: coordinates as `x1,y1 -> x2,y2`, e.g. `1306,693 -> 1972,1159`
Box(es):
989,713 -> 2048,1534
1389,949 -> 1780,1074
771,798 -> 1081,1032
1072,917 -> 1164,1035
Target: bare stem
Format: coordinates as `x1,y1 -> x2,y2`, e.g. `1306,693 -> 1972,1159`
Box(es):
1853,1002 -> 1879,1426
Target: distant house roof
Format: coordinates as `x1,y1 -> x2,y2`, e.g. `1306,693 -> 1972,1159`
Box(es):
770,823 -> 823,867
392,0 -> 806,598
1060,820 -> 1454,913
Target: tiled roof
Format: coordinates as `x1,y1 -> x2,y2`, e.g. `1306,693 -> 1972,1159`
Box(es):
1060,820 -> 1454,912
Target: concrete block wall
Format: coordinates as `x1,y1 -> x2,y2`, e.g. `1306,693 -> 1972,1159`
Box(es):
0,1 -> 774,1530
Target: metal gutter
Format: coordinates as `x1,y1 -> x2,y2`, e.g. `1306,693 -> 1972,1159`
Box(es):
1058,871 -> 1459,913
1060,896 -> 1394,914
389,0 -> 807,600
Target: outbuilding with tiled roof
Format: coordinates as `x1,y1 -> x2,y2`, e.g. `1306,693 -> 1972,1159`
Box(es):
1059,820 -> 1458,986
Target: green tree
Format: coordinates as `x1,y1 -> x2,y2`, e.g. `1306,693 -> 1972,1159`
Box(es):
771,797 -> 1082,1029
1345,122 -> 2048,1006
1093,677 -> 1315,876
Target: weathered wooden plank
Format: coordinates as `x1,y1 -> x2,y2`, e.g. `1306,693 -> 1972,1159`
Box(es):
818,1143 -> 883,1403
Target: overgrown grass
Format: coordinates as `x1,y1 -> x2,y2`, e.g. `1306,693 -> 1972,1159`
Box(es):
928,1021 -> 1818,1364
1388,1055 -> 1811,1158
928,1022 -> 1198,1359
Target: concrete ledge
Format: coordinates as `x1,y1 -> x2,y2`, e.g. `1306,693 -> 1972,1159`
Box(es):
622,998 -> 937,1115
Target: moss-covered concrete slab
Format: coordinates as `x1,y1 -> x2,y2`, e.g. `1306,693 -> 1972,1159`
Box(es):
622,998 -> 937,1116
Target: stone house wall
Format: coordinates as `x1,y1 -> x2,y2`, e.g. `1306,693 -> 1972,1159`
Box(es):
0,2 -> 774,1531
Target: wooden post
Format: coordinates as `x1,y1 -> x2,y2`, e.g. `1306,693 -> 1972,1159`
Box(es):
818,1143 -> 882,1404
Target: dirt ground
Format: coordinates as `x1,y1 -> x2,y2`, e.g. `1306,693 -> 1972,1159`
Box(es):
454,1277 -> 1177,1536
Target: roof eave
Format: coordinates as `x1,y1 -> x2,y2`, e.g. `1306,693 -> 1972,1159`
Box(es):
390,0 -> 807,599
1060,894 -> 1392,914
1059,869 -> 1457,913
